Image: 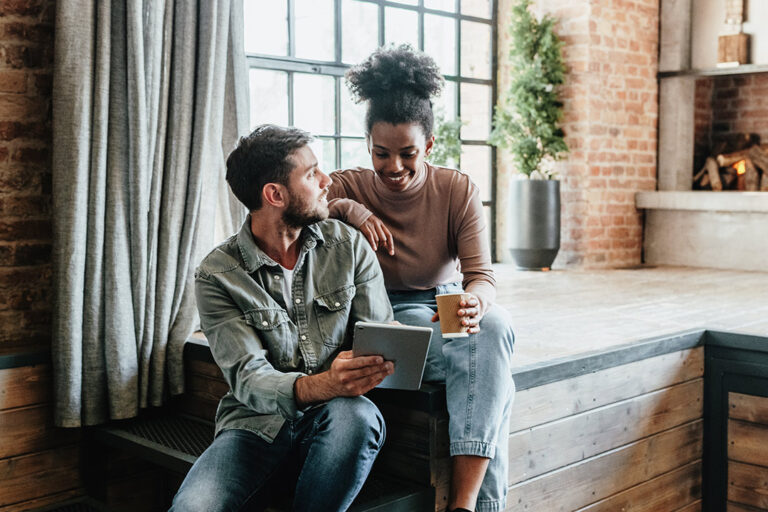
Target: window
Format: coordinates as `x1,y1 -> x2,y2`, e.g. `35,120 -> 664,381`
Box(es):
243,0 -> 497,253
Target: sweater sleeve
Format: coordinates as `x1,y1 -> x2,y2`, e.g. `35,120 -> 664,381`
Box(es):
453,176 -> 496,314
327,172 -> 374,228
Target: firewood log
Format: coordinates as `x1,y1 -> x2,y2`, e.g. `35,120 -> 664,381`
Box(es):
722,166 -> 737,187
761,171 -> 768,192
716,144 -> 768,167
748,145 -> 768,173
701,173 -> 710,187
745,158 -> 759,191
704,157 -> 722,191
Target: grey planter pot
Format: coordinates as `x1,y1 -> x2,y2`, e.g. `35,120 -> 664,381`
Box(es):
508,179 -> 561,270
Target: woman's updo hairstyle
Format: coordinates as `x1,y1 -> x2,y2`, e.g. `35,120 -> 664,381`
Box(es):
345,44 -> 444,138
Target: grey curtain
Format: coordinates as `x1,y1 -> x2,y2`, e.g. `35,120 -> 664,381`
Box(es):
52,0 -> 248,427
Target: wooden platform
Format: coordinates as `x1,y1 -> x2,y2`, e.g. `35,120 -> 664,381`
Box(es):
493,264 -> 768,368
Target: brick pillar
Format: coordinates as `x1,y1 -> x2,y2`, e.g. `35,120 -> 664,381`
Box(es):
0,0 -> 54,349
496,0 -> 659,267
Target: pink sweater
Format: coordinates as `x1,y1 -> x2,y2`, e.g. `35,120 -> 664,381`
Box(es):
327,162 -> 496,310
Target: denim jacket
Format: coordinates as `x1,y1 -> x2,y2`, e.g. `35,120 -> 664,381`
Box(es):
194,216 -> 393,441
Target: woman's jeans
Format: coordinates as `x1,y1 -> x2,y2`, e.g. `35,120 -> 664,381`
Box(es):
389,283 -> 515,512
169,396 -> 385,512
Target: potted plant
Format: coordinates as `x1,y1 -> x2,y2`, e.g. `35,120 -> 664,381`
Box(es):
489,0 -> 568,270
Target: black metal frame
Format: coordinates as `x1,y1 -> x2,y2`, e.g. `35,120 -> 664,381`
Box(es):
244,0 -> 498,256
702,331 -> 768,512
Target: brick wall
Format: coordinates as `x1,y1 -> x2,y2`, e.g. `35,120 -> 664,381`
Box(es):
0,0 -> 54,350
496,0 -> 659,267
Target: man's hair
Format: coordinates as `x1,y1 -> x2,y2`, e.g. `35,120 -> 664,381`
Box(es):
226,124 -> 314,211
345,44 -> 444,138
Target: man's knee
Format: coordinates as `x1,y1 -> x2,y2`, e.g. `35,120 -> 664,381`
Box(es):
171,483 -> 226,512
322,396 -> 386,448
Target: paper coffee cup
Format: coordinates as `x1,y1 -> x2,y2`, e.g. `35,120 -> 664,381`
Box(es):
435,292 -> 472,338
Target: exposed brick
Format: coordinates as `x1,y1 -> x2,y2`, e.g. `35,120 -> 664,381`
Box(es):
0,21 -> 53,45
0,218 -> 51,240
10,144 -> 48,165
0,194 -> 51,216
0,43 -> 49,69
0,242 -> 14,264
0,166 -> 43,192
31,71 -> 50,95
13,240 -> 50,265
0,120 -> 45,140
0,70 -> 26,93
0,93 -> 45,119
0,0 -> 46,17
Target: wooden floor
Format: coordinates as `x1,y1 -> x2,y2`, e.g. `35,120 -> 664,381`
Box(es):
493,264 -> 768,368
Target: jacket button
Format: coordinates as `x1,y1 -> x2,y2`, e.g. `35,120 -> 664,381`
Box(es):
295,298 -> 301,304
262,321 -> 268,326
301,335 -> 307,341
334,302 -> 341,307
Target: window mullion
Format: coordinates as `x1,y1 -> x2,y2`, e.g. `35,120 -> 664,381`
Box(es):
288,0 -> 296,57
287,72 -> 294,126
335,77 -> 342,169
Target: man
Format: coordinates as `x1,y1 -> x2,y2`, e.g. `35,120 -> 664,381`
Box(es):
170,125 -> 395,512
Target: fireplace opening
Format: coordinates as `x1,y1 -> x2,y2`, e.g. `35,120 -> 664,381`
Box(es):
692,73 -> 768,191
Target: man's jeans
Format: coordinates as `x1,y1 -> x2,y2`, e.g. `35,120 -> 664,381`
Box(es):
388,283 -> 515,512
169,397 -> 385,512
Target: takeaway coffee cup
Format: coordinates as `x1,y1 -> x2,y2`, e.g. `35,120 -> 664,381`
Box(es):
435,292 -> 473,338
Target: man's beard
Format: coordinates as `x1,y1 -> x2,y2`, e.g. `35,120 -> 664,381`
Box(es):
282,192 -> 328,229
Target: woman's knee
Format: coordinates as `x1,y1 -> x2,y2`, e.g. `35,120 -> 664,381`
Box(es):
478,305 -> 515,354
393,303 -> 437,327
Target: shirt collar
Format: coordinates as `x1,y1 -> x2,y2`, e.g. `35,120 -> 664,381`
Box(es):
237,214 -> 325,273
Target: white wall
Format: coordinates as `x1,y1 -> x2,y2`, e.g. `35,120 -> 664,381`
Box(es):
691,0 -> 768,68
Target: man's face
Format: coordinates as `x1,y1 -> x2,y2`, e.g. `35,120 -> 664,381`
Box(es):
282,145 -> 332,228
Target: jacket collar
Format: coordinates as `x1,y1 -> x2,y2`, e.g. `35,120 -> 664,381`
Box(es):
237,214 -> 325,273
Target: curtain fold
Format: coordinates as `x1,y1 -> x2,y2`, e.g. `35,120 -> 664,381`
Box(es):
52,0 -> 248,427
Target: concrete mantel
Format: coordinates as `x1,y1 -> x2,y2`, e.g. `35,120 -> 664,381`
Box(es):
636,191 -> 768,213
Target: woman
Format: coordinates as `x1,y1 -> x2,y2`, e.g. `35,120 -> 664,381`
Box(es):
327,45 -> 515,512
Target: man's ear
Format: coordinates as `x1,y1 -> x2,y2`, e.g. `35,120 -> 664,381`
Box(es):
262,183 -> 287,208
424,135 -> 435,156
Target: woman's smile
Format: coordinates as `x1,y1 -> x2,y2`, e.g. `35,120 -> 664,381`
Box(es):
379,170 -> 415,189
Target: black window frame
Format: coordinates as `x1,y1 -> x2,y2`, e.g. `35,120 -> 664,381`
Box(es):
244,0 -> 498,257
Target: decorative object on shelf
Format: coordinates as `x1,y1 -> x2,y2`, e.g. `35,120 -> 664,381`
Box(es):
717,0 -> 750,67
489,0 -> 568,271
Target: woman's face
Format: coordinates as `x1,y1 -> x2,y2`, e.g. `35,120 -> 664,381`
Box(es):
368,122 -> 434,192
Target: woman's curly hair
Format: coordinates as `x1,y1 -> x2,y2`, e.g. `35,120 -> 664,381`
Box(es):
345,44 -> 444,137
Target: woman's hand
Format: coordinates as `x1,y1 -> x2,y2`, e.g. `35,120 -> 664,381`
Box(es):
430,294 -> 482,334
360,214 -> 395,255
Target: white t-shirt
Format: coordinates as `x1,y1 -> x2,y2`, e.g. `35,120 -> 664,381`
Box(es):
280,265 -> 294,317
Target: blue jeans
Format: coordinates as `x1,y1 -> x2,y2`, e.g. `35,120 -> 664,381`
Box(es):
388,283 -> 515,512
169,396 -> 385,512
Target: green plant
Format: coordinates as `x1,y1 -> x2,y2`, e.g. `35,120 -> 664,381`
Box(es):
429,111 -> 463,168
489,0 -> 568,178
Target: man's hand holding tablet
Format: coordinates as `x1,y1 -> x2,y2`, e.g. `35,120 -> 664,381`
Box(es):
351,321 -> 432,390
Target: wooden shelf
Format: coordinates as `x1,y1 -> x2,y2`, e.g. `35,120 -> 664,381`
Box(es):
658,63 -> 768,79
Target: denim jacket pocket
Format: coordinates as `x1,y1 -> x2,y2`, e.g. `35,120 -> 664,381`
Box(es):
314,284 -> 356,347
245,308 -> 294,365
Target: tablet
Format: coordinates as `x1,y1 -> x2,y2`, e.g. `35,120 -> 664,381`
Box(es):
352,321 -> 432,390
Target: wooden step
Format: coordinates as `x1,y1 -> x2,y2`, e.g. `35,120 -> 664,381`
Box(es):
91,413 -> 433,512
